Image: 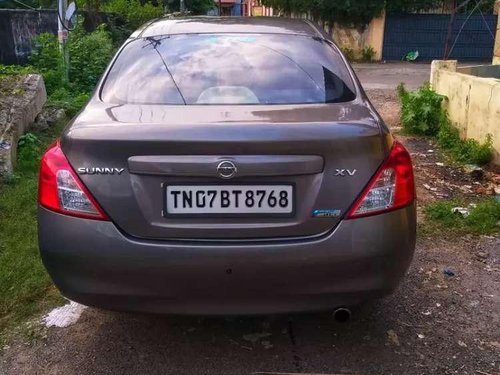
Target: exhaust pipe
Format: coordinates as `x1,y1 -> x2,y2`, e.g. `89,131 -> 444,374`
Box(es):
333,307 -> 351,322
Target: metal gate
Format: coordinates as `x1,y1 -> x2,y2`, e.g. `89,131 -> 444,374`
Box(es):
382,14 -> 498,61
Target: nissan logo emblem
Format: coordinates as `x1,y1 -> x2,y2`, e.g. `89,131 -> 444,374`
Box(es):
217,161 -> 237,179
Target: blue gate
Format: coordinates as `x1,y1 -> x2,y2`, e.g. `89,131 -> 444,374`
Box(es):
382,14 -> 498,61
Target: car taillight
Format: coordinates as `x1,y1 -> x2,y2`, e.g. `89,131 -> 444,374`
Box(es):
38,141 -> 109,221
346,141 -> 415,219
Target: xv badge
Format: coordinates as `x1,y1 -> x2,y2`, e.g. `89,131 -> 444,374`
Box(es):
335,169 -> 357,177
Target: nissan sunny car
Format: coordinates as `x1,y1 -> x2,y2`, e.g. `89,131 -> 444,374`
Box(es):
38,17 -> 416,315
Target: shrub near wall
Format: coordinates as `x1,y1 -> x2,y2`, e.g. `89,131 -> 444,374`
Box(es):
397,83 -> 493,166
397,83 -> 444,136
431,61 -> 500,166
26,22 -> 114,116
67,24 -> 114,92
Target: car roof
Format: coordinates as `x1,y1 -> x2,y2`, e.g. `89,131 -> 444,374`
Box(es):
136,16 -> 324,39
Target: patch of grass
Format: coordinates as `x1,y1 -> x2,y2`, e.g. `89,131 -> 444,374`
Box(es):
0,21 -> 114,342
424,198 -> 500,235
0,122 -> 66,343
437,117 -> 493,166
47,88 -> 90,117
0,65 -> 33,76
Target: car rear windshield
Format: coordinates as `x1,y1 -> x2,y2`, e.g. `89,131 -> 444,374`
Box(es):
100,34 -> 357,105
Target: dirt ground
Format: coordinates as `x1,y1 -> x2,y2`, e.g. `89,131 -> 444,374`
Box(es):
1,67 -> 499,375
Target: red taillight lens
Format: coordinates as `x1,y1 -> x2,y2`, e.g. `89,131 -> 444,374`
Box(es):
38,141 -> 109,221
346,141 -> 415,219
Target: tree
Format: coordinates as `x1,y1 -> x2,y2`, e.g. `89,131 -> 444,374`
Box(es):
387,0 -> 496,13
260,0 -> 497,24
166,0 -> 214,15
260,0 -> 386,25
386,0 -> 443,13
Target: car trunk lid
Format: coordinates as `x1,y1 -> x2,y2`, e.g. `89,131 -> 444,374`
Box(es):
61,101 -> 389,240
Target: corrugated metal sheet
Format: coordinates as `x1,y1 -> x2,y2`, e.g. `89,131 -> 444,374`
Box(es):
382,14 -> 497,61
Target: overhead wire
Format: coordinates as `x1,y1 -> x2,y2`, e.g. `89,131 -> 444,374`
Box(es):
446,0 -> 485,58
474,0 -> 495,39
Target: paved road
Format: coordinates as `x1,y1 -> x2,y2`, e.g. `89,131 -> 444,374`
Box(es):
353,62 -> 430,90
2,236 -> 498,375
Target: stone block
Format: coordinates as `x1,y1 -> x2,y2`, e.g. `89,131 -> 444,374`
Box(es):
0,74 -> 46,175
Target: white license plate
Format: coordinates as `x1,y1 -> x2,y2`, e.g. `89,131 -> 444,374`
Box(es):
165,185 -> 294,215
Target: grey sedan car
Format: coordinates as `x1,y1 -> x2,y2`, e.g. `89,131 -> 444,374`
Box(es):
38,17 -> 416,316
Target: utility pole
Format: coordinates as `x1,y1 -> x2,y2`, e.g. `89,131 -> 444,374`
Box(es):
219,0 -> 222,15
180,0 -> 185,12
57,0 -> 69,81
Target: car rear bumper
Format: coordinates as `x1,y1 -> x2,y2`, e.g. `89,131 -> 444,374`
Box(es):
38,204 -> 416,315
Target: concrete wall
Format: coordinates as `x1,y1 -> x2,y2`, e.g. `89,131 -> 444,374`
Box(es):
431,60 -> 500,165
0,9 -> 122,65
494,1 -> 500,64
0,10 -> 57,65
0,74 -> 46,175
457,64 -> 500,78
289,12 -> 386,61
330,14 -> 385,61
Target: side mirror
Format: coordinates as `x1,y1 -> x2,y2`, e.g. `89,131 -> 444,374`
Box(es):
65,2 -> 77,24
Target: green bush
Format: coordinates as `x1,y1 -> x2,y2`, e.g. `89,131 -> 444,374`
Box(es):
67,23 -> 114,93
17,133 -> 41,171
397,82 -> 445,136
104,0 -> 164,29
47,88 -> 90,117
29,23 -> 113,95
105,13 -> 134,47
361,46 -> 376,62
30,33 -> 64,95
397,83 -> 493,165
23,23 -> 113,117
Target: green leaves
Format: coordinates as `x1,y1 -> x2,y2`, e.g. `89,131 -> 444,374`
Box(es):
67,23 -> 114,93
398,83 -> 444,136
104,0 -> 164,29
29,33 -> 64,95
259,0 -> 457,25
437,121 -> 493,166
361,46 -> 376,62
47,89 -> 90,117
17,133 -> 41,171
261,0 -> 385,25
259,0 -> 495,25
398,83 -> 493,166
30,22 -> 113,96
166,0 -> 214,15
27,22 -> 113,116
425,198 -> 500,235
386,0 -> 443,13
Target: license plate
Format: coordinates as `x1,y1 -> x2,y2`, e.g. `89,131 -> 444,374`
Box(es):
165,185 -> 294,215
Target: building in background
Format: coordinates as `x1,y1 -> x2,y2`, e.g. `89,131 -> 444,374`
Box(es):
209,0 -> 273,17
